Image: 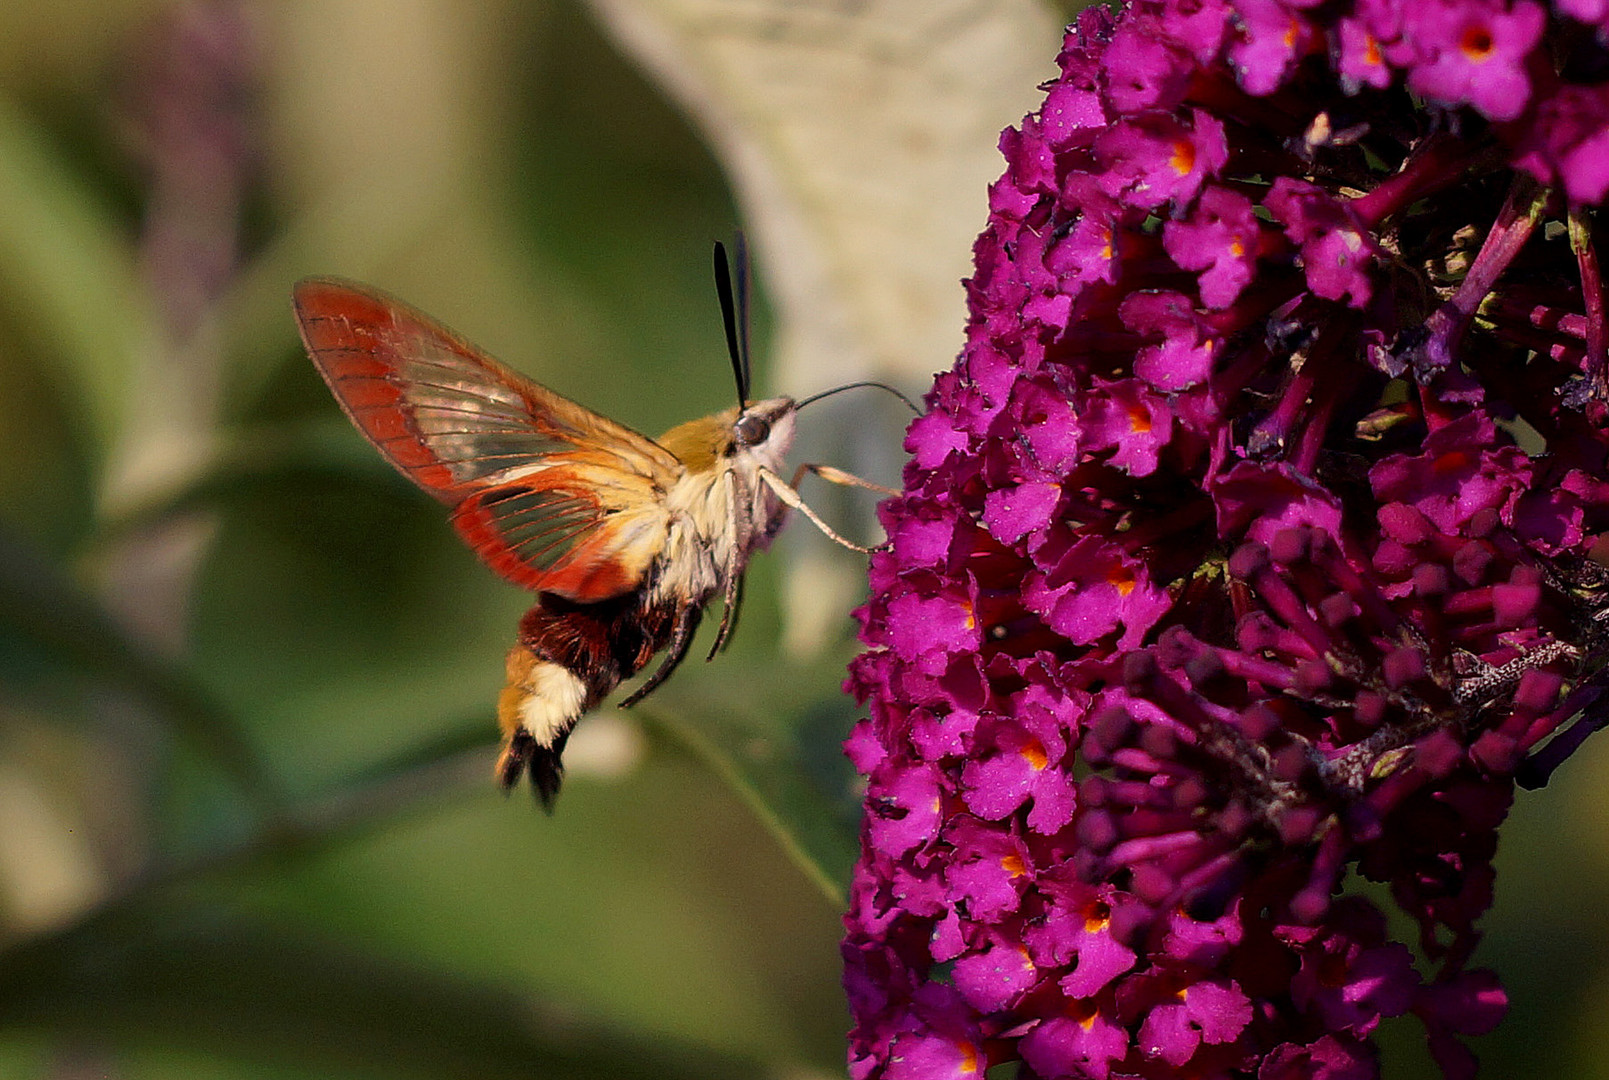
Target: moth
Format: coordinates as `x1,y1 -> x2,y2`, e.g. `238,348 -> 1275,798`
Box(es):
293,244 -> 910,808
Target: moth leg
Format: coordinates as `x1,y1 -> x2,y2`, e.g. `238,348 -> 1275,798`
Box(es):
619,603 -> 702,708
758,467 -> 878,553
791,462 -> 900,497
704,470 -> 748,660
707,571 -> 745,661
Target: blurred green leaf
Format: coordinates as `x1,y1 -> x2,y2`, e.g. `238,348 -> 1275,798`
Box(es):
0,524 -> 284,821
86,418 -> 413,546
0,903 -> 759,1080
0,95 -> 151,455
640,704 -> 858,908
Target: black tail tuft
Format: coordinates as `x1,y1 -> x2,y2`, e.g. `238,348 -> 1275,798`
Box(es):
527,744 -> 566,813
498,728 -> 566,813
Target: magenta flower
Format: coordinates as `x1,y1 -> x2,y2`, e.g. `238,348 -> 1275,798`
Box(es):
843,1 -> 1609,1077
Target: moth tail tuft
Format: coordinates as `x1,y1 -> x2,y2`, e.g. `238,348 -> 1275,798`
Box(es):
527,740 -> 567,812
496,726 -> 570,812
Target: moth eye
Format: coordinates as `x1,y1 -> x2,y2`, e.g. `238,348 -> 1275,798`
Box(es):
734,413 -> 771,447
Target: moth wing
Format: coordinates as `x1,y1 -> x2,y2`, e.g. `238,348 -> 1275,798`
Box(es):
293,277 -> 680,601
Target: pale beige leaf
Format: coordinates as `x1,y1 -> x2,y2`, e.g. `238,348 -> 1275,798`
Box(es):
584,0 -> 1061,392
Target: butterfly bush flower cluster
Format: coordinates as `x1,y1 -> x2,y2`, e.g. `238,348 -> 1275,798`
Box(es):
844,1 -> 1609,1076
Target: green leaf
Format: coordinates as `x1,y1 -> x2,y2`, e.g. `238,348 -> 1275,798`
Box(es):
638,703 -> 858,908
0,904 -> 759,1080
0,524 -> 285,821
0,95 -> 152,454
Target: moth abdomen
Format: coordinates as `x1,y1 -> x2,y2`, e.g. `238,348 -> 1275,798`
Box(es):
496,593 -> 685,807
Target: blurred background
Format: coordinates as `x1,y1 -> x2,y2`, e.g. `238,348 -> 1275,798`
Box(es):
1,1 -> 1606,1078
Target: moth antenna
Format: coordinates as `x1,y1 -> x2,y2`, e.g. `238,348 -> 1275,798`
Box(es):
735,232 -> 753,403
797,380 -> 922,416
713,239 -> 750,405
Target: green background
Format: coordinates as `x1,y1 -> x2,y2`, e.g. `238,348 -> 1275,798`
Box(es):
0,2 -> 860,1077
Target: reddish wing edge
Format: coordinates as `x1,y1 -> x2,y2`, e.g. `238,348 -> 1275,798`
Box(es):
292,277 -> 680,602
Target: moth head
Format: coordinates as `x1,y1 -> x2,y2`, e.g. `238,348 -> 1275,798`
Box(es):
657,396 -> 797,471
731,396 -> 797,456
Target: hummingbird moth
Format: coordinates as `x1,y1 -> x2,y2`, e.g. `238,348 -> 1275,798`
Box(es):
293,243 -> 909,808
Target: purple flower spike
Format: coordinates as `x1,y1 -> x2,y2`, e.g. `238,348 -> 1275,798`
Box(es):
844,1 -> 1609,1077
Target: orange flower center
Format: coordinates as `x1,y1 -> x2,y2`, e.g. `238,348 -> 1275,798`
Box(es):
1460,24 -> 1495,60
1171,139 -> 1196,176
957,1040 -> 981,1074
